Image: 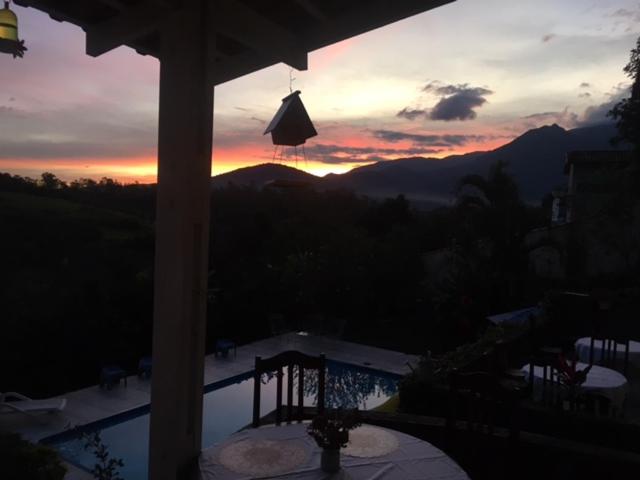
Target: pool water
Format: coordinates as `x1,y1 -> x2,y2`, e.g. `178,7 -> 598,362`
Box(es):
45,361 -> 399,479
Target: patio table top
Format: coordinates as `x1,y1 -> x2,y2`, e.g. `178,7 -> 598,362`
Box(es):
199,422 -> 470,480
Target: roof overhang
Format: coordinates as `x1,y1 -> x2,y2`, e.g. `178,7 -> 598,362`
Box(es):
14,0 -> 455,85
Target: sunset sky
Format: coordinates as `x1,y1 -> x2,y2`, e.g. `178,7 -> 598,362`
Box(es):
0,0 -> 639,183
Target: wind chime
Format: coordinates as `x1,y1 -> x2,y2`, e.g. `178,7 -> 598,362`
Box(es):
263,72 -> 317,166
0,1 -> 26,58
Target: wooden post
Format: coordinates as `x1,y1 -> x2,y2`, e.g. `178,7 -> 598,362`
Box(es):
149,1 -> 214,478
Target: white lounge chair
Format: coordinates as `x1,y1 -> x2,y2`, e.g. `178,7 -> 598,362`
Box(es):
0,391 -> 67,416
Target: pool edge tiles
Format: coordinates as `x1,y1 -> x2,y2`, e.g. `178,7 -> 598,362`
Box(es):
42,361 -> 400,445
41,370 -> 256,447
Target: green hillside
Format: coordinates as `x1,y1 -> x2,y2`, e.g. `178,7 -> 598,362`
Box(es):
0,191 -> 155,397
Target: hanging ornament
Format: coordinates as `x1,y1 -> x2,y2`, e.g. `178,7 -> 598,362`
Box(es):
264,90 -> 317,165
0,1 -> 27,58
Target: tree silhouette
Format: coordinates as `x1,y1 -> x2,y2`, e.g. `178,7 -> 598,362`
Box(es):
609,35 -> 640,152
452,160 -> 530,312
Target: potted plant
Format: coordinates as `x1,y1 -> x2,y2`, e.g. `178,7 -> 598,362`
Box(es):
551,352 -> 593,409
307,409 -> 361,473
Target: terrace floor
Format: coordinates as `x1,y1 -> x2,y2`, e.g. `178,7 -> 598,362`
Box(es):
0,332 -> 417,445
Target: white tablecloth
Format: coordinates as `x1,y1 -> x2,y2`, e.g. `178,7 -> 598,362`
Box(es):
575,337 -> 640,371
199,423 -> 470,480
521,362 -> 628,410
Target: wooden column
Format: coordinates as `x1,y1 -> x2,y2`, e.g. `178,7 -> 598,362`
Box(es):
149,1 -> 214,478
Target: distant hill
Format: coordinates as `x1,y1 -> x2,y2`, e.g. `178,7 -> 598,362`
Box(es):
211,123 -> 625,208
211,163 -> 319,188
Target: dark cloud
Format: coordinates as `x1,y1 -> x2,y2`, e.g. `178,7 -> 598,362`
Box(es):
309,155 -> 376,165
612,8 -> 634,17
396,107 -> 428,121
521,108 -> 579,129
0,139 -> 135,159
542,34 -> 556,43
519,84 -> 631,130
610,8 -> 640,20
372,129 -> 487,147
578,92 -> 591,98
579,84 -> 630,126
0,105 -> 156,160
429,93 -> 489,121
411,82 -> 494,121
579,82 -> 591,88
422,82 -> 492,98
304,143 -> 442,164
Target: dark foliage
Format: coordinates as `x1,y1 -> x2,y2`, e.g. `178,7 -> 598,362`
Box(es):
0,168 -> 547,396
0,433 -> 66,480
609,36 -> 640,152
81,431 -> 124,480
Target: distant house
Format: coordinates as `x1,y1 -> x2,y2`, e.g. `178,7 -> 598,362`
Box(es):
564,150 -> 634,223
527,150 -> 638,279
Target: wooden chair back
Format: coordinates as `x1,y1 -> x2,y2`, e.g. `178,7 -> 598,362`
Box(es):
589,336 -> 630,376
253,350 -> 325,427
532,348 -> 564,408
447,371 -> 520,478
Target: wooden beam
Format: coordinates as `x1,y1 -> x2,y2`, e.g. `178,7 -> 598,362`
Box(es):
214,0 -> 307,71
98,0 -> 127,11
148,0 -> 214,478
304,0 -> 455,52
14,0 -> 90,28
292,0 -> 328,21
212,50 -> 280,86
212,0 -> 454,84
85,1 -> 173,57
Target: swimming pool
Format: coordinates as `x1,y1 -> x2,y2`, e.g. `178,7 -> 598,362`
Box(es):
44,360 -> 400,479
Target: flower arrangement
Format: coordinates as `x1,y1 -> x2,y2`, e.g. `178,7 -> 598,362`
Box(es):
554,354 -> 591,387
307,409 -> 362,450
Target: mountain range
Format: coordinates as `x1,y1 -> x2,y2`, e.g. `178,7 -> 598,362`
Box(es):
211,123 -> 625,209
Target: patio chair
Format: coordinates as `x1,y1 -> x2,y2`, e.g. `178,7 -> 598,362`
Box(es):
252,350 -> 325,427
99,365 -> 128,389
138,356 -> 152,378
214,339 -> 237,358
1,391 -> 67,417
527,347 -> 566,409
589,335 -> 630,376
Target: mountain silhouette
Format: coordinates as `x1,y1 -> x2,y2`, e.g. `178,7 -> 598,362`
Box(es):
211,162 -> 318,188
211,123 -> 624,208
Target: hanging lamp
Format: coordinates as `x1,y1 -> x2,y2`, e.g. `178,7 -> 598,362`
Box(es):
0,1 -> 27,58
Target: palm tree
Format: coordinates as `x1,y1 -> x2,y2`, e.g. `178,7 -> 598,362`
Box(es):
454,160 -> 529,309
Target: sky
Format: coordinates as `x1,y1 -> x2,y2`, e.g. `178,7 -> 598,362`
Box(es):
0,0 -> 639,183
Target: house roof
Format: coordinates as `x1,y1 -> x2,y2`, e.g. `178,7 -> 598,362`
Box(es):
15,0 -> 454,85
564,150 -> 634,174
263,90 -> 317,146
264,90 -> 303,135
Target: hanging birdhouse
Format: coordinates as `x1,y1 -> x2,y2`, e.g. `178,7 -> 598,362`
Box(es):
264,90 -> 317,147
0,1 -> 27,58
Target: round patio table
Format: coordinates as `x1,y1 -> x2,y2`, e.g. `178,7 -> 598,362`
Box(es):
199,422 -> 470,480
574,337 -> 640,371
521,361 -> 628,410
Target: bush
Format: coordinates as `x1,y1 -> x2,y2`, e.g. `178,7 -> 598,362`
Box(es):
0,433 -> 66,480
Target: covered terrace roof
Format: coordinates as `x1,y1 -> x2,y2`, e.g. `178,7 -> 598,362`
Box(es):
14,0 -> 453,83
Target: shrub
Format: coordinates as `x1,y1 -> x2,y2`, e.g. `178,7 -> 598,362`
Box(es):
0,432 -> 66,480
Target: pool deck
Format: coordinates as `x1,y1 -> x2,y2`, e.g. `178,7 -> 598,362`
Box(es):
1,332 -> 417,448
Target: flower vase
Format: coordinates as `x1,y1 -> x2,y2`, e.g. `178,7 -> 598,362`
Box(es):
321,448 -> 340,473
